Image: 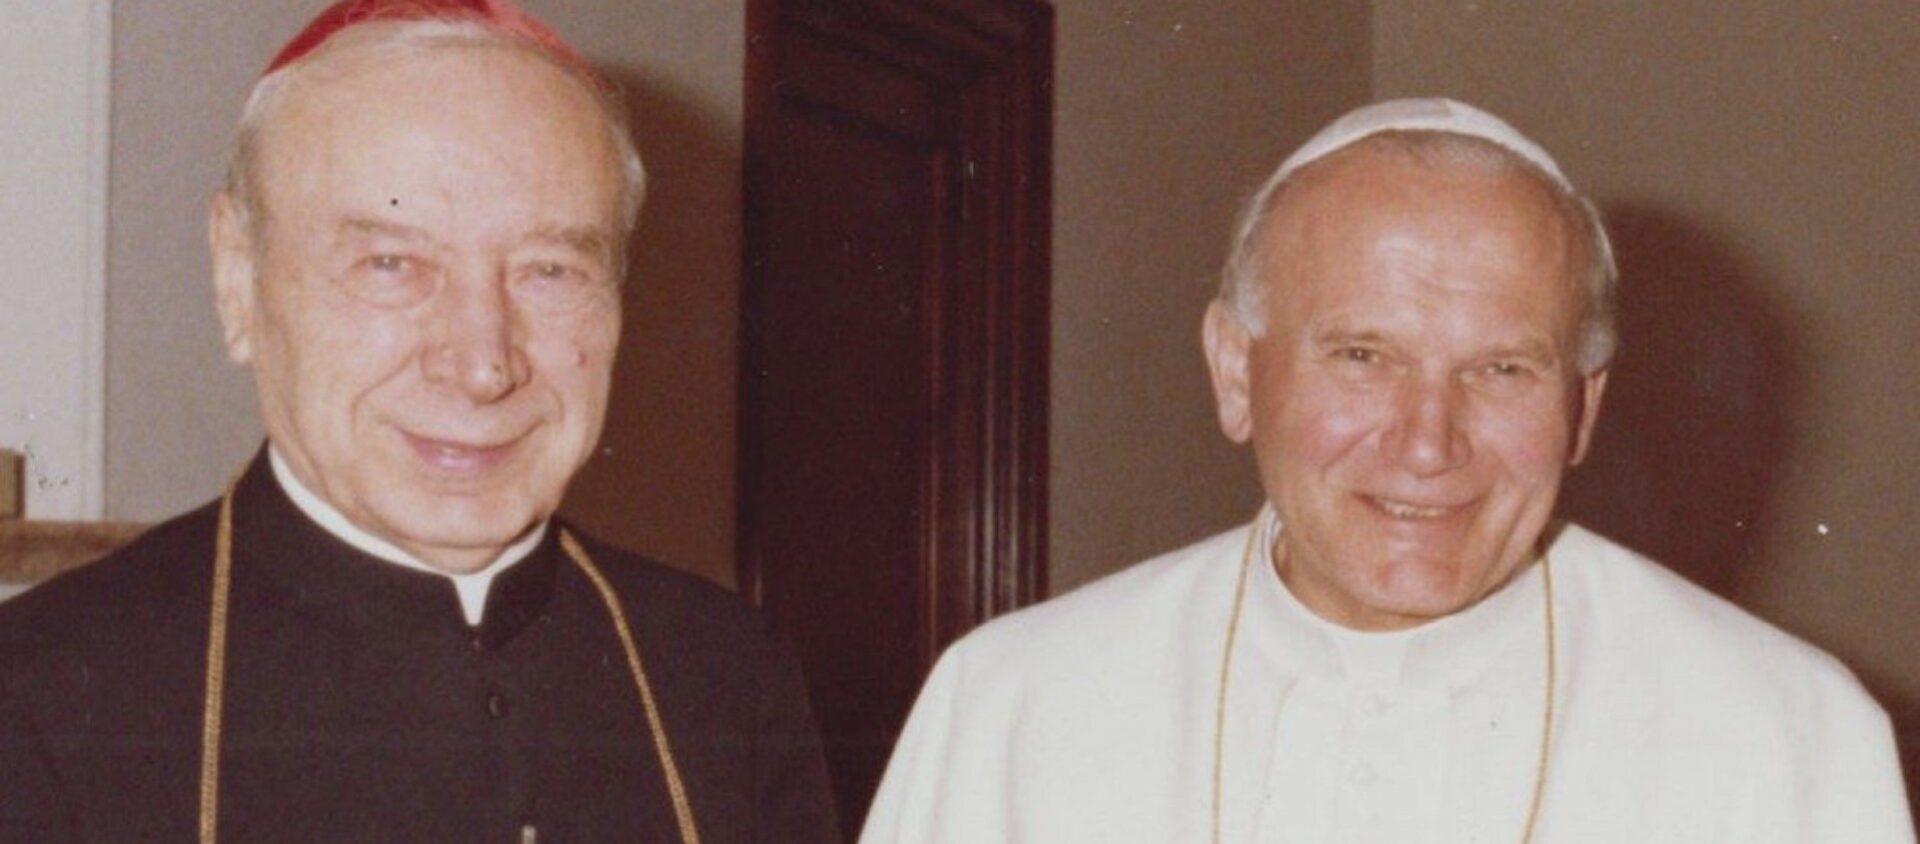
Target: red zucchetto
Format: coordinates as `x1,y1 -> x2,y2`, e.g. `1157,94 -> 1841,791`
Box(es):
264,0 -> 588,75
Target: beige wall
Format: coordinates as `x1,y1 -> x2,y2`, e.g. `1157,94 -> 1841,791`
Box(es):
1372,0 -> 1920,751
100,2 -> 1920,740
103,0 -> 1367,591
1052,1 -> 1920,729
107,3 -> 303,524
1047,1 -> 1371,592
106,0 -> 745,585
542,0 -> 745,586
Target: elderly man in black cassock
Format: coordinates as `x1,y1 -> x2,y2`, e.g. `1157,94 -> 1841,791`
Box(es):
0,2 -> 838,841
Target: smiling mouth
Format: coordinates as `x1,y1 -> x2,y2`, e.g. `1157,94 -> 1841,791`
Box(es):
1368,496 -> 1459,520
401,432 -> 524,475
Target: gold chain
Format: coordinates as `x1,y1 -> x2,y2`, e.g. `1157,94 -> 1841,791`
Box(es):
560,530 -> 703,844
200,488 -> 701,844
1209,524 -> 1556,843
1521,555 -> 1557,843
198,491 -> 236,843
1209,527 -> 1261,844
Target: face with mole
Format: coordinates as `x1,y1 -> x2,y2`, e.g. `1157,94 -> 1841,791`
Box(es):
210,42 -> 626,573
1204,141 -> 1607,630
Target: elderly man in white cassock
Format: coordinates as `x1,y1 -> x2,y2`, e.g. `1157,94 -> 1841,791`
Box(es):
860,99 -> 1913,843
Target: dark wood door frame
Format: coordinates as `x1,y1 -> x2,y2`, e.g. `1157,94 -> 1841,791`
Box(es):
738,0 -> 1052,826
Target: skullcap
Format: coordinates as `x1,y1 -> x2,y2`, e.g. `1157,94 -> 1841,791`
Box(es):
264,0 -> 587,76
1273,98 -> 1571,191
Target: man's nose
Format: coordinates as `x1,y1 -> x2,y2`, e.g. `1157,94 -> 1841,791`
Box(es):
423,273 -> 527,403
1386,376 -> 1472,476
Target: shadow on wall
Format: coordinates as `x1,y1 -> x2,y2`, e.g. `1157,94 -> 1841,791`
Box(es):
1564,202 -> 1920,827
561,66 -> 741,588
1558,203 -> 1800,601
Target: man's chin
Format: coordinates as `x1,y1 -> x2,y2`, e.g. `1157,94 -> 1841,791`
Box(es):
1352,556 -> 1490,617
366,498 -> 546,567
393,530 -> 531,573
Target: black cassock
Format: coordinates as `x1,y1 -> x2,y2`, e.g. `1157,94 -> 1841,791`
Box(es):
0,455 -> 839,842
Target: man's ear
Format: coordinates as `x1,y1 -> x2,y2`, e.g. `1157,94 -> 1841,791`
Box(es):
1203,300 -> 1255,444
208,192 -> 259,364
1568,368 -> 1609,466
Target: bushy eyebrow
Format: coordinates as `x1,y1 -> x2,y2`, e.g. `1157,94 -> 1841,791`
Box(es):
1309,328 -> 1392,349
330,218 -> 610,259
1479,340 -> 1560,364
522,224 -> 611,259
336,216 -> 430,242
1309,325 -> 1561,364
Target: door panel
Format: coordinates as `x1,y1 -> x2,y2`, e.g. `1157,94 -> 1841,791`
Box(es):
739,0 -> 1052,827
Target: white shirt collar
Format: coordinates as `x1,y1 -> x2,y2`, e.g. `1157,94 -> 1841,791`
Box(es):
266,447 -> 546,626
1245,503 -> 1547,688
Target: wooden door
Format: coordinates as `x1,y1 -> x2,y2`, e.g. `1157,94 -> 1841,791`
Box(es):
738,0 -> 1052,828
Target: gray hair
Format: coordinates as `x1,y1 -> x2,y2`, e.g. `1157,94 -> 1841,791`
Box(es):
222,17 -> 647,267
1217,130 -> 1618,374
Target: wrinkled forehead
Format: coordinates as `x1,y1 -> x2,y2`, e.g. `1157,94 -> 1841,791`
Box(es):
248,12 -> 629,194
1239,97 -> 1584,274
1281,130 -> 1576,214
268,42 -> 568,146
251,46 -> 623,221
1265,141 -> 1591,303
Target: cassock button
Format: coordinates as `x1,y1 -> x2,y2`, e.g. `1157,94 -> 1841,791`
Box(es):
487,689 -> 511,719
1360,692 -> 1390,717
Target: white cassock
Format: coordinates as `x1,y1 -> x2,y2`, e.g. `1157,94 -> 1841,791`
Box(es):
861,508 -> 1913,843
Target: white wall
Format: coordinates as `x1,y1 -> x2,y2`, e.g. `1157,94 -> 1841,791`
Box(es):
0,1 -> 111,519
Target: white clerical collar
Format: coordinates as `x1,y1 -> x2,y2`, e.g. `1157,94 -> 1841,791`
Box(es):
267,447 -> 545,626
1244,503 -> 1546,688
